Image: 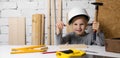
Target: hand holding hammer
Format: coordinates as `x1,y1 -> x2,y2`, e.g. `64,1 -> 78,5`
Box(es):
91,2 -> 103,41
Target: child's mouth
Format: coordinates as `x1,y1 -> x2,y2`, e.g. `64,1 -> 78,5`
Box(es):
76,30 -> 82,32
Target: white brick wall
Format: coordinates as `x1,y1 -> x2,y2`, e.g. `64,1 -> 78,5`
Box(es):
0,0 -> 95,45
0,2 -> 17,10
0,34 -> 8,45
0,18 -> 8,26
21,9 -> 38,18
1,10 -> 22,17
67,1 -> 89,9
0,0 -> 9,2
0,26 -> 8,34
10,0 -> 31,2
17,2 -> 38,10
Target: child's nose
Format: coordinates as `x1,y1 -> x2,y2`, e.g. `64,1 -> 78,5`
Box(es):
78,25 -> 81,29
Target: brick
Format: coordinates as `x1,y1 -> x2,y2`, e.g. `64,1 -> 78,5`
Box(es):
17,2 -> 38,10
38,0 -> 47,9
0,42 -> 8,45
10,0 -> 31,2
21,9 -> 38,18
0,2 -> 17,10
0,0 -> 9,2
1,26 -> 8,34
26,43 -> 31,45
26,36 -> 31,43
62,9 -> 67,18
26,25 -> 32,35
9,0 -> 17,2
67,1 -> 89,9
0,34 -> 8,42
70,0 -> 90,1
0,18 -> 8,25
21,9 -> 47,18
31,0 -> 45,2
86,8 -> 95,21
26,18 -> 32,25
37,9 -> 47,16
19,0 -> 30,2
1,10 -> 22,17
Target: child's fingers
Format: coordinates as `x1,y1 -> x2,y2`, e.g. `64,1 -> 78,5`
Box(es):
56,22 -> 65,30
92,21 -> 99,30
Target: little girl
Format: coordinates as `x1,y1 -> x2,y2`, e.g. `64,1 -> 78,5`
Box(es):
56,8 -> 104,46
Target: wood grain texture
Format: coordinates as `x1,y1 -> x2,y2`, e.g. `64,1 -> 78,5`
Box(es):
47,0 -> 51,45
9,17 -> 26,45
32,14 -> 44,45
96,0 -> 120,38
51,0 -> 55,45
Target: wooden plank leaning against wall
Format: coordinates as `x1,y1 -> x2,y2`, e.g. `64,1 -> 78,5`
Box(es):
47,0 -> 51,45
32,14 -> 45,45
47,0 -> 56,45
9,17 -> 26,45
51,0 -> 55,45
57,0 -> 62,40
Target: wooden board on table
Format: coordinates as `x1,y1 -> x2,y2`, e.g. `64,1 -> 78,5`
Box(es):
96,0 -> 120,39
9,17 -> 26,45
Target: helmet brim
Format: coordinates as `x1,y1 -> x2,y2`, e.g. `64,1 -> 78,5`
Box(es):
68,15 -> 90,25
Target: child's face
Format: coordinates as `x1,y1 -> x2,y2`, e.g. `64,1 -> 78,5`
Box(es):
72,16 -> 88,36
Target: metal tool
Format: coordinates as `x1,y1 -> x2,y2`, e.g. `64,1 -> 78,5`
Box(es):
91,2 -> 103,44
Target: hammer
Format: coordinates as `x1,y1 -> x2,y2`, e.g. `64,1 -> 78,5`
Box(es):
91,2 -> 103,44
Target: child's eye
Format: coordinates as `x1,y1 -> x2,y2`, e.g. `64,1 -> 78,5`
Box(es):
80,24 -> 84,25
74,23 -> 77,25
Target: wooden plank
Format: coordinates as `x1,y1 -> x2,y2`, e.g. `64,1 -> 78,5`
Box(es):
41,14 -> 45,45
57,0 -> 63,39
9,17 -> 26,45
58,0 -> 62,21
32,14 -> 42,45
47,0 -> 51,45
96,0 -> 120,38
51,0 -> 55,45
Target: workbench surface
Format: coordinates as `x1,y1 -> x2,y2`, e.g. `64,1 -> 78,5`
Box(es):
0,45 -> 120,58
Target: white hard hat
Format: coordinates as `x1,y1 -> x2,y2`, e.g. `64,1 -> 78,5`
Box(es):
68,8 -> 89,25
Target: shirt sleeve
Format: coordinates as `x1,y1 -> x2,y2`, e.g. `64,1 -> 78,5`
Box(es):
56,33 -> 71,45
92,31 -> 104,46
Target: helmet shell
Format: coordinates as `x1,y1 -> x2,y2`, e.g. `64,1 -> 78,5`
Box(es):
68,8 -> 90,25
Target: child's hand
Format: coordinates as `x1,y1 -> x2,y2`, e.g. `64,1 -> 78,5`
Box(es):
92,21 -> 100,32
56,21 -> 65,35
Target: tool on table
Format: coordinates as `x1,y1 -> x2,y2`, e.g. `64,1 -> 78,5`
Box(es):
56,49 -> 85,58
43,49 -> 86,58
11,45 -> 48,54
42,50 -> 97,54
91,2 -> 103,44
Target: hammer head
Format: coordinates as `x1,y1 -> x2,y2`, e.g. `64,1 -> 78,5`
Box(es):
91,2 -> 103,6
